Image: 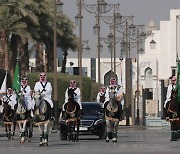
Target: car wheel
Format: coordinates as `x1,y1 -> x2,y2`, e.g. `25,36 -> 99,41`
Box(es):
60,131 -> 67,140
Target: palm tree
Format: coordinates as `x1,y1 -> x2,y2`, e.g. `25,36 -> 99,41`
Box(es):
0,2 -> 32,77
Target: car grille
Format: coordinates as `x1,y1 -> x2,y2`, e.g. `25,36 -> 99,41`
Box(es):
80,120 -> 94,127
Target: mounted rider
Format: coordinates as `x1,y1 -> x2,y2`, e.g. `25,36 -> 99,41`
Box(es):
34,72 -> 54,115
103,77 -> 124,142
96,86 -> 106,106
34,72 -> 54,146
20,76 -> 34,141
62,80 -> 82,113
164,76 -> 176,110
0,88 -> 17,114
164,75 -> 180,141
104,78 -> 124,110
20,76 -> 35,116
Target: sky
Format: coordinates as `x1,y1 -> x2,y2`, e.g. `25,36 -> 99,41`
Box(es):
62,0 -> 180,58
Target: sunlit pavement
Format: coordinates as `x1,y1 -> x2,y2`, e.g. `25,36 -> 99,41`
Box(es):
0,125 -> 180,154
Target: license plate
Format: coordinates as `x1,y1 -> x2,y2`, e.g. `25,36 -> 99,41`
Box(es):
75,127 -> 88,131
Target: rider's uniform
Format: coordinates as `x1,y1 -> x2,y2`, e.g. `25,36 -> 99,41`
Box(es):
164,83 -> 176,109
103,85 -> 123,109
62,87 -> 82,111
96,86 -> 106,106
34,81 -> 53,108
21,84 -> 35,111
0,89 -> 17,113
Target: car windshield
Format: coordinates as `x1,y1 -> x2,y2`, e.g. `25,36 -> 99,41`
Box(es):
82,104 -> 102,116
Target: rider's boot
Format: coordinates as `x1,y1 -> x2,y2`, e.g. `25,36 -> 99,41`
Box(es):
67,133 -> 72,141
106,132 -> 110,142
112,131 -> 117,142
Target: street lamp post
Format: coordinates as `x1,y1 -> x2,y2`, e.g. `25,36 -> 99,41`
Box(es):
53,0 -> 63,130
100,5 -> 121,75
122,24 -> 156,125
75,1 -> 91,101
101,32 -> 121,78
76,0 -> 116,91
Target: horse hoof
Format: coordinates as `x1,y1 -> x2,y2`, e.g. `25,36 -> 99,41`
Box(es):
28,139 -> 32,143
106,139 -> 109,142
39,143 -> 43,146
44,142 -> 48,146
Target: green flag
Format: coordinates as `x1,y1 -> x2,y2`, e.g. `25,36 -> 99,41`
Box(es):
12,61 -> 20,92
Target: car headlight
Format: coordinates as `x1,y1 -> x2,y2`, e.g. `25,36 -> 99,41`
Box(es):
94,119 -> 104,125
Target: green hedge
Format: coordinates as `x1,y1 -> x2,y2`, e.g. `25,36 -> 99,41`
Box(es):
27,73 -> 98,108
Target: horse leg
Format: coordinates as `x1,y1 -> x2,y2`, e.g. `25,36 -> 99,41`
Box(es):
105,120 -> 112,142
71,122 -> 76,142
8,124 -> 12,140
18,122 -> 25,143
112,120 -> 119,143
75,120 -> 80,141
11,122 -> 16,139
5,124 -> 8,139
177,120 -> 180,139
67,123 -> 72,141
44,122 -> 49,146
38,125 -> 44,146
170,120 -> 178,141
27,120 -> 33,142
12,122 -> 16,137
20,121 -> 27,143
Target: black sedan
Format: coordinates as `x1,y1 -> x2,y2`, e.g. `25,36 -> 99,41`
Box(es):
59,102 -> 106,140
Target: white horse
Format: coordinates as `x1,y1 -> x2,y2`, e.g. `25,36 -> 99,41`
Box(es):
33,91 -> 51,146
15,93 -> 28,143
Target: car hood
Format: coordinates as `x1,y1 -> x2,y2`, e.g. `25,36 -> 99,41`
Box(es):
82,115 -> 101,120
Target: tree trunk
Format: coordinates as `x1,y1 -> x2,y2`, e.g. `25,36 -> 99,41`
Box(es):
9,35 -> 18,80
36,42 -> 44,72
46,50 -> 54,72
0,30 -> 8,70
61,49 -> 68,73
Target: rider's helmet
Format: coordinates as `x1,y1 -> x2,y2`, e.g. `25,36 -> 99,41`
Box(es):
7,88 -> 13,95
21,76 -> 28,86
110,78 -> 117,86
100,86 -> 106,93
39,72 -> 47,82
69,80 -> 76,89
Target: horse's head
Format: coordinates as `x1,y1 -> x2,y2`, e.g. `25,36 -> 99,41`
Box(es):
17,92 -> 26,106
3,101 -> 12,116
68,89 -> 75,102
34,91 -> 44,108
109,87 -> 117,102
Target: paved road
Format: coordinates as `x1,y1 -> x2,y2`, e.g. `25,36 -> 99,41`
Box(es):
0,126 -> 179,154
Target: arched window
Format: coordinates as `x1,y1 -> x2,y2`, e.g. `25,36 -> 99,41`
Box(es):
104,71 -> 117,86
145,67 -> 153,88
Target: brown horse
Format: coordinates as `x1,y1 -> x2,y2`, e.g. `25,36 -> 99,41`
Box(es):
63,89 -> 81,142
2,101 -> 16,139
166,90 -> 180,141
